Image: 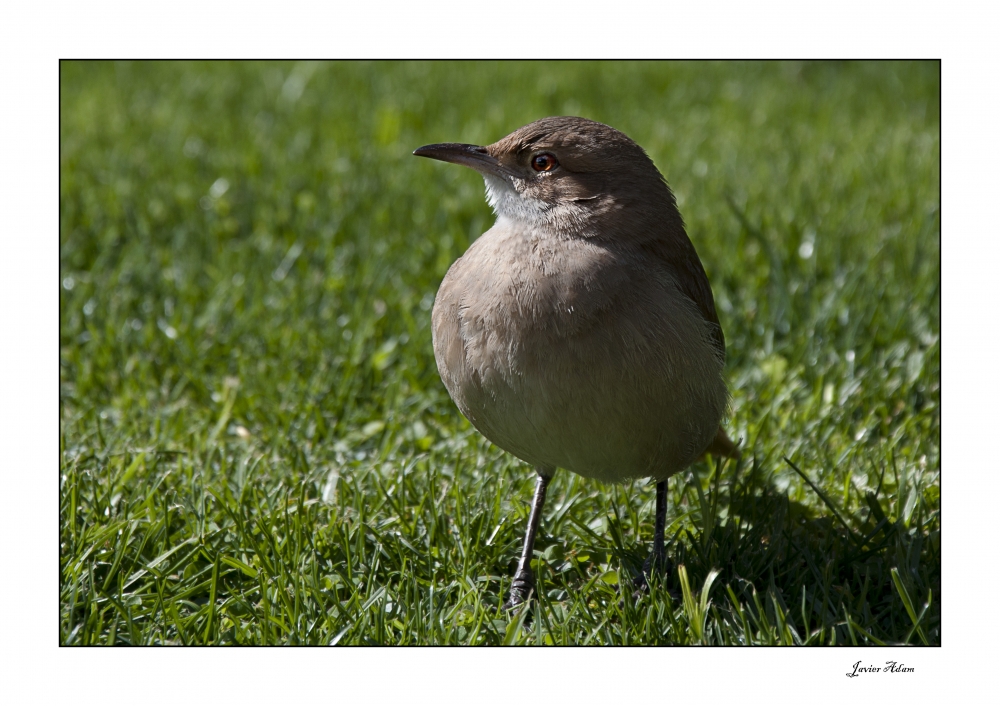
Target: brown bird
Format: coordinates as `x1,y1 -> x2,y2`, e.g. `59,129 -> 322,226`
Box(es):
414,117 -> 738,610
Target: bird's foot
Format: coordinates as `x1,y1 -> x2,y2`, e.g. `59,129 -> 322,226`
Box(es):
632,550 -> 671,599
502,569 -> 535,611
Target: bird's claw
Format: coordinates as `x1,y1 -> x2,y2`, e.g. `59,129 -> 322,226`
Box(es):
502,569 -> 535,610
632,551 -> 670,599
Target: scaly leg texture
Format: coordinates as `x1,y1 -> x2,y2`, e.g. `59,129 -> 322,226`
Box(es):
502,471 -> 552,610
634,480 -> 669,596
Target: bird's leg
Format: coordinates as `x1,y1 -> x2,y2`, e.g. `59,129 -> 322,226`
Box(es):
634,480 -> 669,595
647,479 -> 669,573
502,470 -> 552,611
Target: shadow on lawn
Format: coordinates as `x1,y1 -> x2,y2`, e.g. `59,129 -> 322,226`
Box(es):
516,452 -> 941,645
528,454 -> 939,646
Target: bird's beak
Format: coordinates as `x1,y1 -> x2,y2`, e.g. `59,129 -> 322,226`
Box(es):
413,143 -> 514,179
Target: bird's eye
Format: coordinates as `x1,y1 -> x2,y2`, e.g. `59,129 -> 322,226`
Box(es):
531,153 -> 559,172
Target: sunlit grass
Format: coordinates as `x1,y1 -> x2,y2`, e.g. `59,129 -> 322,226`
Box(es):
60,60 -> 939,645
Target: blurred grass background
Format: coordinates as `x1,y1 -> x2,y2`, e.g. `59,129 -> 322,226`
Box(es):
60,60 -> 939,645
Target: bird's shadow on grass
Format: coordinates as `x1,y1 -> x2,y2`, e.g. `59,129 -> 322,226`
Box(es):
524,454 -> 938,644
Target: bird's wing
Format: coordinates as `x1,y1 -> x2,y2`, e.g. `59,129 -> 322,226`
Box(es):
642,235 -> 726,362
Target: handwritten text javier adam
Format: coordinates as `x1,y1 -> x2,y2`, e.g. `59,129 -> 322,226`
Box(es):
847,661 -> 915,677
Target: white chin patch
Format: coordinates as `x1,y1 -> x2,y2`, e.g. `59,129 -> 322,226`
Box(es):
483,174 -> 547,224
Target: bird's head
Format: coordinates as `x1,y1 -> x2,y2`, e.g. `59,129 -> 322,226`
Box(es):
414,116 -> 681,239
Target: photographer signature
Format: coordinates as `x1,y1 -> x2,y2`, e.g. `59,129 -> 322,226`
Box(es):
847,661 -> 915,677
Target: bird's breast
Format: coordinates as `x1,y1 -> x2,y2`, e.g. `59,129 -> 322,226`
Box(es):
431,222 -> 727,481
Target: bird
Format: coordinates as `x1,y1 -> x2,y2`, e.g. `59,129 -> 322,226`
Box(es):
413,116 -> 738,610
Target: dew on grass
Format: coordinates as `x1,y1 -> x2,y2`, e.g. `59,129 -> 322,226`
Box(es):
157,319 -> 178,339
210,177 -> 230,199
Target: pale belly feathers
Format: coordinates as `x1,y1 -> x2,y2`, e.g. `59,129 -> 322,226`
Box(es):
431,221 -> 727,483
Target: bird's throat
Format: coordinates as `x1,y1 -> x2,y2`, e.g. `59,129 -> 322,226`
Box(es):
483,174 -> 549,225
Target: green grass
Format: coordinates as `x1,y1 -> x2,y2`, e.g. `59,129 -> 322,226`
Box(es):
60,60 -> 940,646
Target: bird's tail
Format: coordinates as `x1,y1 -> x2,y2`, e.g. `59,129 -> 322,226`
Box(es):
702,426 -> 741,460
